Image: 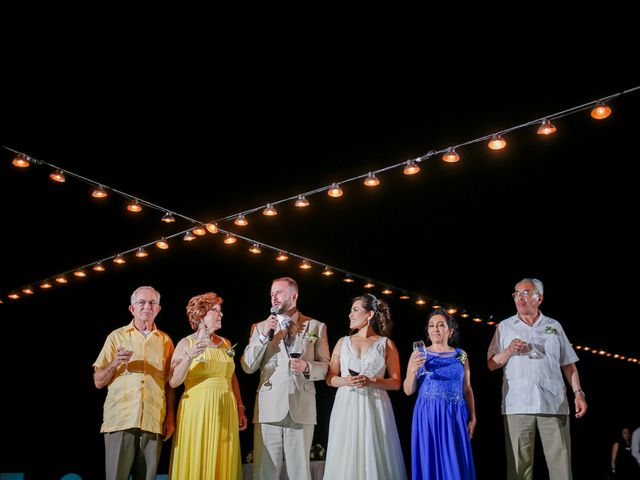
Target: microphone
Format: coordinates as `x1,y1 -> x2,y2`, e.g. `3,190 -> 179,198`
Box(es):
268,306 -> 279,340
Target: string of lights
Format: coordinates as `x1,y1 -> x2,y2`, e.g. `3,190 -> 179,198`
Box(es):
2,86 -> 639,364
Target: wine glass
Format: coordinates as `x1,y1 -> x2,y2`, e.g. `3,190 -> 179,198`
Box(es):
289,333 -> 305,359
413,340 -> 427,377
527,332 -> 542,359
195,321 -> 212,362
347,356 -> 361,390
119,344 -> 133,375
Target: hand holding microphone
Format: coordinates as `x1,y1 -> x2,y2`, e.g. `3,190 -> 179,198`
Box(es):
267,307 -> 293,340
268,307 -> 279,340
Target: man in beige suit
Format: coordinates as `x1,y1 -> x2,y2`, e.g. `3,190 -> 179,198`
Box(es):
241,277 -> 330,480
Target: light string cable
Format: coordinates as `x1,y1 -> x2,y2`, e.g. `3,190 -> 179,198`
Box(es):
2,88 -> 639,363
3,85 -> 640,292
6,86 -> 639,227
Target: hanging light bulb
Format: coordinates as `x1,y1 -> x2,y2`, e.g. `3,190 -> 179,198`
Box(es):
22,287 -> 34,295
381,288 -> 392,295
205,223 -> 218,234
249,243 -> 262,254
364,282 -> 375,289
49,169 -> 66,182
183,230 -> 196,241
363,172 -> 380,187
11,154 -> 30,168
40,280 -> 53,289
193,226 -> 207,236
135,247 -> 149,257
113,254 -> 126,264
447,308 -> 458,315
403,160 -> 420,175
93,262 -> 106,272
328,183 -> 343,197
536,119 -> 557,135
276,251 -> 289,261
127,199 -> 142,212
234,215 -> 249,226
299,259 -> 312,270
91,185 -> 108,198
223,234 -> 237,245
442,148 -> 460,163
343,274 -> 355,283
161,212 -> 176,223
399,294 -> 410,300
8,293 -> 20,299
322,266 -> 334,276
263,204 -> 278,216
415,298 -> 427,305
472,317 -> 483,323
55,275 -> 68,283
488,135 -> 507,150
73,270 -> 87,277
156,238 -> 169,249
294,195 -> 310,207
591,102 -> 612,120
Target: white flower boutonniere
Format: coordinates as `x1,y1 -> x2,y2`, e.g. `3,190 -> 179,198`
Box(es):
544,326 -> 558,335
457,350 -> 467,365
305,332 -> 319,342
226,343 -> 238,357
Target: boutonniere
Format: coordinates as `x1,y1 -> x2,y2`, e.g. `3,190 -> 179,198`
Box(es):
226,343 -> 238,357
544,326 -> 558,335
305,332 -> 319,342
457,350 -> 467,365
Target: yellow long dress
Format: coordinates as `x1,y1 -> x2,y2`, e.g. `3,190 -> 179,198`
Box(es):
169,336 -> 242,479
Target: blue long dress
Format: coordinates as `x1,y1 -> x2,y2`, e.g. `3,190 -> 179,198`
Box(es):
411,348 -> 475,480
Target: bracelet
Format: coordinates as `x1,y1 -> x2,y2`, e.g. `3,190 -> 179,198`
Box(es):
237,405 -> 246,410
573,388 -> 585,397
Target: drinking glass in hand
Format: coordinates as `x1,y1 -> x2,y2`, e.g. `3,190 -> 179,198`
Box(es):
119,345 -> 133,375
195,322 -> 212,362
290,333 -> 305,358
413,340 -> 427,377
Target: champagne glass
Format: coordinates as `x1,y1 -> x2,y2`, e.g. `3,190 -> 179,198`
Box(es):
413,340 -> 427,376
119,344 -> 133,375
195,321 -> 212,362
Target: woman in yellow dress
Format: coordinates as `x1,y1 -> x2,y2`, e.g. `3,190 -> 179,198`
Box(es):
168,292 -> 247,479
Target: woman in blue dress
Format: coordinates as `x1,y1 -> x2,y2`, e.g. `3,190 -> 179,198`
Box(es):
403,308 -> 476,480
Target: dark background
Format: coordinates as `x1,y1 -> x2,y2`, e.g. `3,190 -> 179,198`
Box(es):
1,46 -> 638,479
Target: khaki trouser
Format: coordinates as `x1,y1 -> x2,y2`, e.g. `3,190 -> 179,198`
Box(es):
253,414 -> 314,480
104,428 -> 162,480
504,414 -> 572,480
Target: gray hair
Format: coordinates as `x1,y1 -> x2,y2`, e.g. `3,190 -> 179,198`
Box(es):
130,286 -> 161,305
515,278 -> 544,296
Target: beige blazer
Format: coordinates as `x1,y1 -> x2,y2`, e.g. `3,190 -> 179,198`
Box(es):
241,313 -> 330,425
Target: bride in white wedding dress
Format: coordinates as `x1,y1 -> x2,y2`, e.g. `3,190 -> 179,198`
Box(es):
323,294 -> 407,480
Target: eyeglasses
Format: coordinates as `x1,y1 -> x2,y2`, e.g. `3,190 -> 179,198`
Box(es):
135,300 -> 159,307
512,290 -> 537,299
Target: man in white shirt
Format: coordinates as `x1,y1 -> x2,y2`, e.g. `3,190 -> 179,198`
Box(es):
487,278 -> 587,480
